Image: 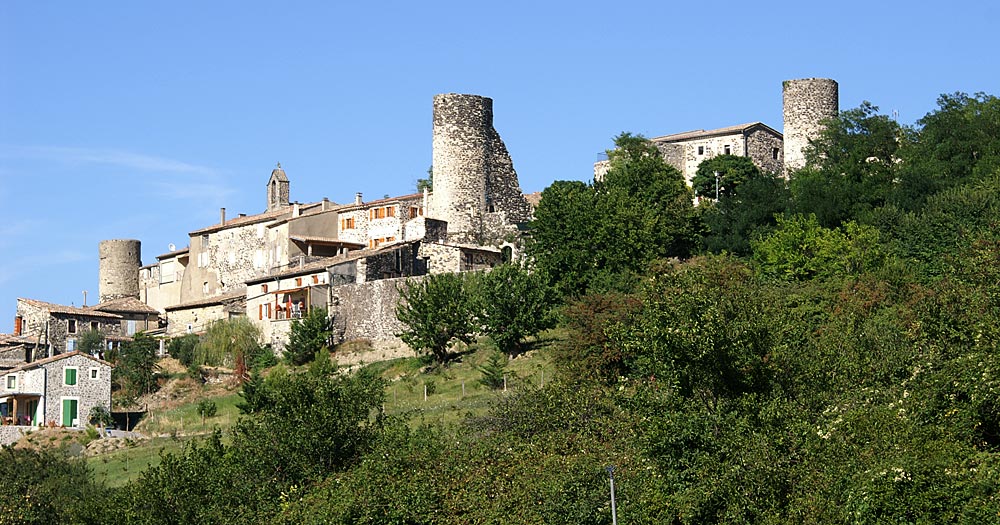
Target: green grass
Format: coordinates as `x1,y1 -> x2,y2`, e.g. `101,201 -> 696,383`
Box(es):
87,434 -> 229,487
138,392 -> 244,436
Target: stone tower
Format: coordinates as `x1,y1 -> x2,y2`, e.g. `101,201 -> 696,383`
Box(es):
782,78 -> 839,176
267,164 -> 290,212
430,94 -> 531,244
98,239 -> 141,303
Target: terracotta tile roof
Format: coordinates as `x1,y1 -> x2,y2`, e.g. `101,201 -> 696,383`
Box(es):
17,298 -> 121,319
164,290 -> 247,311
4,351 -> 112,373
156,247 -> 190,260
334,193 -> 424,213
0,334 -> 35,346
90,297 -> 160,315
189,202 -> 323,236
650,122 -> 781,143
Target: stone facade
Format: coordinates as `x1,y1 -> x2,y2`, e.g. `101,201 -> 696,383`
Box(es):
246,259 -> 333,351
267,166 -> 290,212
138,247 -> 189,314
15,298 -> 124,356
649,123 -> 785,186
98,239 -> 141,304
430,94 -> 532,245
331,277 -> 415,345
163,291 -> 244,337
783,78 -> 839,176
0,352 -> 112,444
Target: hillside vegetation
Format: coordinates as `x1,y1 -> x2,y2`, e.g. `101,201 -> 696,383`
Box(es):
5,92 -> 1000,524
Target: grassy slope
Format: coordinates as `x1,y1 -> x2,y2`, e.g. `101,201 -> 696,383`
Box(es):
83,332 -> 560,487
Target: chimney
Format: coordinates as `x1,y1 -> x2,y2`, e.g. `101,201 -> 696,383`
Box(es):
239,213 -> 246,218
292,202 -> 300,218
220,207 -> 226,225
355,192 -> 363,205
322,197 -> 330,211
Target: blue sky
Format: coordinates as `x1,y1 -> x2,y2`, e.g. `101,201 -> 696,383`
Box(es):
0,1 -> 997,331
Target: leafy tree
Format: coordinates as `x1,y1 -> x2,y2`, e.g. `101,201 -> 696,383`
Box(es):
77,328 -> 105,356
526,179 -> 597,298
752,213 -> 884,280
473,263 -> 555,357
551,292 -> 639,385
88,404 -> 114,428
237,368 -> 270,414
789,102 -> 904,227
528,133 -> 697,298
691,154 -> 763,200
197,399 -> 217,425
114,332 -> 159,398
195,317 -> 263,382
284,307 -> 332,366
416,165 -> 433,192
396,273 -> 476,364
0,448 -> 109,524
697,160 -> 790,255
167,333 -> 200,367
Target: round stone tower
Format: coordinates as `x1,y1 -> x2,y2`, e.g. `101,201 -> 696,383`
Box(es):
430,94 -> 491,240
782,78 -> 839,176
98,239 -> 141,304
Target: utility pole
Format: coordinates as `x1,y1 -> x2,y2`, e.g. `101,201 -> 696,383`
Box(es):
714,171 -> 720,201
607,465 -> 618,525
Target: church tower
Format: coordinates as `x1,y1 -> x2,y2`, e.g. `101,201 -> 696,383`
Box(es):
267,164 -> 290,211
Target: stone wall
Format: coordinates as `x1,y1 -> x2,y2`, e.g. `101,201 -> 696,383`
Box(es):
98,239 -> 141,303
746,127 -> 784,175
332,276 -> 420,345
0,427 -> 25,447
783,78 -> 839,175
165,304 -> 227,337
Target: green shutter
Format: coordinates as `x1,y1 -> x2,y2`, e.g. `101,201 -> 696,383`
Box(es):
65,368 -> 77,385
62,399 -> 78,427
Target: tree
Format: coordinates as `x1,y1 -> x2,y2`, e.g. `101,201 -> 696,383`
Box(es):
416,165 -> 433,192
195,317 -> 263,382
473,264 -> 555,357
284,307 -> 332,366
752,213 -> 884,280
197,399 -> 218,425
396,273 -> 476,364
77,328 -> 105,356
478,352 -> 508,390
114,332 -> 159,398
691,154 -> 763,200
528,133 -> 697,298
789,102 -> 904,227
695,156 -> 790,255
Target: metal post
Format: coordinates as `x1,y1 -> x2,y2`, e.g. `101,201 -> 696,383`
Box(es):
714,171 -> 720,201
607,465 -> 618,525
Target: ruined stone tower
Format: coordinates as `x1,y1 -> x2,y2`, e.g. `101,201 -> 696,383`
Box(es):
98,239 -> 141,303
782,78 -> 839,176
430,94 -> 531,244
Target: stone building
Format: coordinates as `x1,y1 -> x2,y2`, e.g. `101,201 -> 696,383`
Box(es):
89,296 -> 161,336
0,351 -> 113,444
15,298 -> 124,357
594,78 -> 839,185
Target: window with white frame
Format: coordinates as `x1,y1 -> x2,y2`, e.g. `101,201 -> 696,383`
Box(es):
5,375 -> 15,389
89,368 -> 99,380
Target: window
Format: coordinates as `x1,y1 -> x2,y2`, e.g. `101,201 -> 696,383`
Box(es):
203,281 -> 209,294
772,147 -> 780,160
66,339 -> 76,351
386,206 -> 395,217
295,277 -> 303,286
64,367 -> 78,386
312,275 -> 319,284
697,146 -> 705,155
261,284 -> 269,293
126,319 -> 137,336
340,217 -> 355,230
89,368 -> 99,380
67,319 -> 77,334
6,375 -> 15,389
91,321 -> 99,331
724,145 -> 731,155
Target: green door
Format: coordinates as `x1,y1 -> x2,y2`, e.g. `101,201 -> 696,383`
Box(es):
62,399 -> 78,427
27,400 -> 38,426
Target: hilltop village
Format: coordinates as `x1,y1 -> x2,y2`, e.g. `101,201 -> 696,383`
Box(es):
0,79 -> 838,434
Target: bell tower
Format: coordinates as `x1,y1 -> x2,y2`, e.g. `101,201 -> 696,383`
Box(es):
267,163 -> 290,211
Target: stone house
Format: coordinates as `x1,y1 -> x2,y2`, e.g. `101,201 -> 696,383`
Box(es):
594,122 -> 784,187
163,290 -> 246,338
0,334 -> 35,369
139,246 -> 189,314
246,257 -> 334,350
14,298 -> 124,357
0,352 -> 112,445
90,296 -> 162,336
